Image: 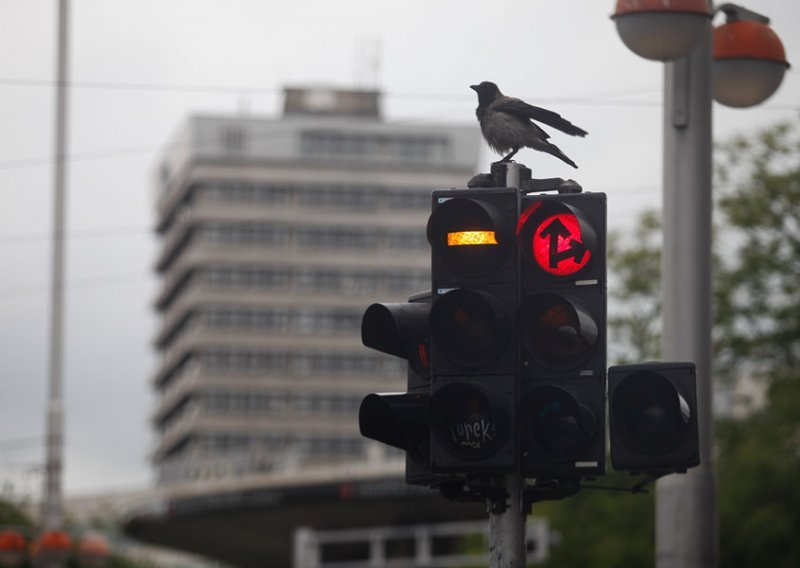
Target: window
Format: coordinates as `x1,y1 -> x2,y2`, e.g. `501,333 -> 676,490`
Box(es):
219,126 -> 248,154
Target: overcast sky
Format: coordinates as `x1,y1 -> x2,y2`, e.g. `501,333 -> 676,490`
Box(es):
0,0 -> 798,498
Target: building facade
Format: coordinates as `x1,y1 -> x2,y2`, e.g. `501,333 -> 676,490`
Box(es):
151,87 -> 480,485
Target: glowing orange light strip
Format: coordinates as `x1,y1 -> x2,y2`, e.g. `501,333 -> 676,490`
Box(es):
447,230 -> 498,246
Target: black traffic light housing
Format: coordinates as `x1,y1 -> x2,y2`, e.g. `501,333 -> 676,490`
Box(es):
516,192 -> 607,480
359,292 -> 440,486
608,361 -> 700,475
427,187 -> 519,474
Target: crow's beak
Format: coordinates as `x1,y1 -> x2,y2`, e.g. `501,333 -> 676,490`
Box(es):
470,84 -> 479,92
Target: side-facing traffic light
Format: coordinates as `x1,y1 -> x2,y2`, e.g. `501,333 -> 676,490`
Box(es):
608,362 -> 700,474
516,192 -> 607,480
426,188 -> 519,474
359,292 -> 434,485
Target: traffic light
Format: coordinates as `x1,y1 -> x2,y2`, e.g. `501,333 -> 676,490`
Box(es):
515,192 -> 607,480
426,187 -> 519,474
608,362 -> 700,474
359,292 -> 435,485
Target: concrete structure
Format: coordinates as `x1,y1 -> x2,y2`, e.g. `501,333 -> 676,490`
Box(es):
131,86 -> 485,567
151,86 -> 479,487
124,462 -> 486,567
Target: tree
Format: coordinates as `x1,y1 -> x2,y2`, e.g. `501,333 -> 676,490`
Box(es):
712,119 -> 800,568
607,210 -> 662,364
536,471 -> 655,568
0,497 -> 34,528
714,120 -> 800,383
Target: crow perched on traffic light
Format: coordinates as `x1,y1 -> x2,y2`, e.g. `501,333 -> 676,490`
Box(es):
470,81 -> 587,168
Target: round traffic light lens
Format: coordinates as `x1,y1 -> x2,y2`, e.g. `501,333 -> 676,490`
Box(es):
613,371 -> 691,451
430,382 -> 508,460
517,293 -> 597,370
524,386 -> 595,459
517,200 -> 596,279
430,289 -> 507,368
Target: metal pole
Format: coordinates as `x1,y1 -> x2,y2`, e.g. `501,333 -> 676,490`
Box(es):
657,16 -> 718,568
488,161 -> 527,568
489,473 -> 526,568
43,0 -> 69,540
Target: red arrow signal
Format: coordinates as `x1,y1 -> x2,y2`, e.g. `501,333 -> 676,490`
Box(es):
532,212 -> 591,276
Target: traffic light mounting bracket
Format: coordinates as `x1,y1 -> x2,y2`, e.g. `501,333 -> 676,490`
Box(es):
468,162 -> 583,194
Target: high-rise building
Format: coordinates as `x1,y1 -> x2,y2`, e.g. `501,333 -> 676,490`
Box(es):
151,87 -> 480,485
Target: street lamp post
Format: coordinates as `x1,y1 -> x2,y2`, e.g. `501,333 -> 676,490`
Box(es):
611,1 -> 789,567
658,29 -> 716,567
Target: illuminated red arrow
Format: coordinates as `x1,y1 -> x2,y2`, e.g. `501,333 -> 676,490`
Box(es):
539,218 -> 588,269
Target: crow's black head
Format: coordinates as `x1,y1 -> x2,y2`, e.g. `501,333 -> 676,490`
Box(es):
470,81 -> 501,107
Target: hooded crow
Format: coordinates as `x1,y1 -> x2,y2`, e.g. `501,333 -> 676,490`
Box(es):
470,81 -> 587,168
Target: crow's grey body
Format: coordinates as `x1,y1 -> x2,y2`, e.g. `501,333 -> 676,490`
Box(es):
470,81 -> 587,168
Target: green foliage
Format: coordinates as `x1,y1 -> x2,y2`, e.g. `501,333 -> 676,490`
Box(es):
537,471 -> 655,568
0,497 -> 34,528
714,120 -> 800,382
716,374 -> 800,568
607,210 -> 662,364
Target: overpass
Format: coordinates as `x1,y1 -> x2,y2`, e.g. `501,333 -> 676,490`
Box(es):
123,459 -> 485,567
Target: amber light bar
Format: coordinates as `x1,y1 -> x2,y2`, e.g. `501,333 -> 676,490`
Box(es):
447,230 -> 498,246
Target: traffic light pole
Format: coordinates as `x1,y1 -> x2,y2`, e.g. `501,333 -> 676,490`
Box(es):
488,472 -> 526,568
487,162 -> 527,568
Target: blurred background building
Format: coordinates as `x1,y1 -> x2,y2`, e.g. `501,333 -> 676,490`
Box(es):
151,86 -> 479,486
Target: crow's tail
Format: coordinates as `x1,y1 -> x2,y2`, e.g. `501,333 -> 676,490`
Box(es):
544,142 -> 578,169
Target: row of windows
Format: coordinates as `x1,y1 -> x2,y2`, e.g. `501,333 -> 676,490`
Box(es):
157,348 -> 405,391
193,432 -> 364,456
158,390 -> 362,433
201,349 -> 404,376
201,305 -> 362,334
201,265 -> 429,294
300,130 -> 451,165
158,434 -> 366,483
199,222 -> 429,251
159,264 -> 429,311
196,181 -> 432,211
162,305 -> 363,348
202,390 -> 362,415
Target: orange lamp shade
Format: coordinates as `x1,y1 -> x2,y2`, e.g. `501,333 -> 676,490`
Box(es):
33,530 -> 71,553
614,0 -> 711,16
714,20 -> 788,64
713,19 -> 790,107
0,531 -> 26,552
612,0 -> 712,61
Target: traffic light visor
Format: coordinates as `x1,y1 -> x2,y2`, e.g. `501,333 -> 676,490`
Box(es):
359,392 -> 429,457
362,302 -> 431,376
